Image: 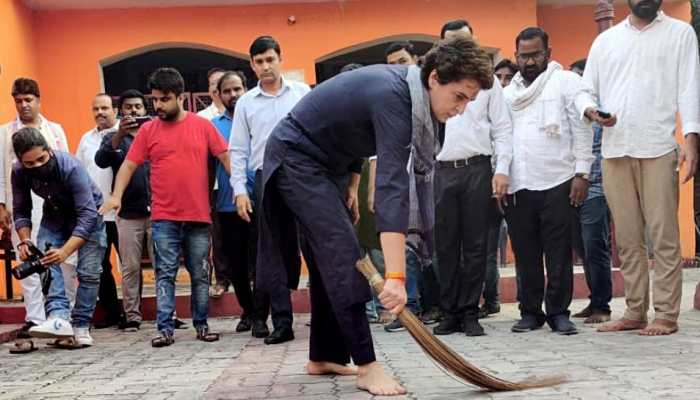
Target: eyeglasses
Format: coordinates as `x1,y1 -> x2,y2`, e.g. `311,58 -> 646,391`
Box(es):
516,50 -> 547,63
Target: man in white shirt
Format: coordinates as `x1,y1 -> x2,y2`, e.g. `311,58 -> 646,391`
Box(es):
583,0 -> 700,336
197,68 -> 226,120
503,27 -> 594,336
0,78 -> 76,342
76,93 -> 122,328
432,19 -> 513,337
230,36 -> 310,345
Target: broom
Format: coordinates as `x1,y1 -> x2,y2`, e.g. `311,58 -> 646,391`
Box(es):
356,256 -> 567,391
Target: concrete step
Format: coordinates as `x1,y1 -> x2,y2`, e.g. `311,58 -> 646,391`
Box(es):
0,266 -> 624,329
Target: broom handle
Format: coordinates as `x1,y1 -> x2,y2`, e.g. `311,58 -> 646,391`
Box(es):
356,256 -> 386,294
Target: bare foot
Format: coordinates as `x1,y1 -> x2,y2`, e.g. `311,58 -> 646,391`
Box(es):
597,318 -> 647,332
356,362 -> 406,396
306,361 -> 357,376
584,312 -> 611,324
638,319 -> 678,336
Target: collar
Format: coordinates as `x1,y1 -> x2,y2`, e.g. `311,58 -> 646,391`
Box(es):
13,114 -> 46,130
255,75 -> 290,98
623,10 -> 665,31
216,112 -> 233,122
93,123 -> 118,135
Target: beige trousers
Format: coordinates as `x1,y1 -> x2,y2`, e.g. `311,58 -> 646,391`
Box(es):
116,216 -> 154,323
602,150 -> 682,322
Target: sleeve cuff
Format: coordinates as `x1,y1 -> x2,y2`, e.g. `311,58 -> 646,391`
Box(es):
495,161 -> 510,176
71,228 -> 90,241
233,182 -> 249,197
683,123 -> 700,136
369,156 -> 377,161
575,160 -> 593,175
14,219 -> 32,231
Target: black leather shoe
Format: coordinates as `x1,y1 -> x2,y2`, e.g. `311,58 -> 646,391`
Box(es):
511,315 -> 544,333
251,320 -> 270,338
433,317 -> 461,335
463,318 -> 485,337
236,317 -> 253,333
264,327 -> 294,345
549,315 -> 578,335
478,304 -> 501,319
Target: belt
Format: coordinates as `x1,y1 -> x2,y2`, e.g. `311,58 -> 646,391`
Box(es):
437,155 -> 491,169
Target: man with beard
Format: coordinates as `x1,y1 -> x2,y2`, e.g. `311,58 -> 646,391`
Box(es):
95,89 -> 152,332
12,127 -> 107,348
502,27 -> 594,335
229,36 -> 310,345
0,78 -> 75,345
209,70 -> 257,332
76,94 -> 122,329
101,68 -> 231,347
583,0 -> 700,336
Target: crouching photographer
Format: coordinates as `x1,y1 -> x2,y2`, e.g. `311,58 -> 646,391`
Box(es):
11,127 -> 107,348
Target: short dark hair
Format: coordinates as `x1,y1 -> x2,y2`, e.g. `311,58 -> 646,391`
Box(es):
420,37 -> 494,90
12,127 -> 49,159
340,63 -> 363,73
216,70 -> 248,93
440,19 -> 473,39
147,67 -> 185,96
12,78 -> 40,98
250,36 -> 281,58
95,93 -> 117,108
117,89 -> 146,111
515,27 -> 549,51
494,59 -> 518,74
570,59 -> 587,72
385,41 -> 418,58
207,68 -> 225,80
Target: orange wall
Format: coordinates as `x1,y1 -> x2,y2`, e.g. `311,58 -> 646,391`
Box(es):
539,2 -> 696,259
28,0 -> 536,150
0,0 -> 36,123
1,0 -> 696,259
539,2 -> 692,69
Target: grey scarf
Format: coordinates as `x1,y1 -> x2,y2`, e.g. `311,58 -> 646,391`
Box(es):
406,65 -> 439,263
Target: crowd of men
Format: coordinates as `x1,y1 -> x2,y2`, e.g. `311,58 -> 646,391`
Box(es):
2,0 -> 700,395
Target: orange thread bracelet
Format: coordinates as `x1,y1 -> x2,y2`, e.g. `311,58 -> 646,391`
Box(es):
385,272 -> 406,282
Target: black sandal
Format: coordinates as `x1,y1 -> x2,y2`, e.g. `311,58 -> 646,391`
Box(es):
151,331 -> 175,348
9,340 -> 37,354
196,326 -> 220,342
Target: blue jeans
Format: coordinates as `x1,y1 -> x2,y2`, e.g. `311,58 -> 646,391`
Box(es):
365,247 -> 421,317
41,220 -> 107,328
152,221 -> 211,334
580,196 -> 612,312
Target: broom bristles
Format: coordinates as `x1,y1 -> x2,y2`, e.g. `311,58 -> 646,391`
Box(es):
356,256 -> 567,392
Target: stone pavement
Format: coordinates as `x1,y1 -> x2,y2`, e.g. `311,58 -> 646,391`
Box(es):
2,270 -> 700,400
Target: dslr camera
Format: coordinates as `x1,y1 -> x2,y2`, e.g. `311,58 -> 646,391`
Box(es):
12,241 -> 51,280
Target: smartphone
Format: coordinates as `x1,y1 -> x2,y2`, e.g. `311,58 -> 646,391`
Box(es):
134,116 -> 152,127
597,110 -> 612,119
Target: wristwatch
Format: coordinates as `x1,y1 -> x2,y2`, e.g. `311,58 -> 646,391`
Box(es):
575,173 -> 589,181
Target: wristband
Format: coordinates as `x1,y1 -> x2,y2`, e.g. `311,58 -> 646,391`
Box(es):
385,272 -> 406,282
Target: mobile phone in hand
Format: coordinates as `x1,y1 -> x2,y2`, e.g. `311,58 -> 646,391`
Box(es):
597,110 -> 612,119
134,116 -> 152,127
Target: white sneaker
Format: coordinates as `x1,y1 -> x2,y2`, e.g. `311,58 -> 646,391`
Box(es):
73,327 -> 94,347
29,317 -> 73,339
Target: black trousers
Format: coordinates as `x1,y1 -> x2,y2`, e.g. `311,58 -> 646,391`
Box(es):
272,159 -> 374,366
99,220 -> 121,321
435,160 -> 492,320
505,180 -> 574,323
212,211 -> 254,318
252,170 -> 293,330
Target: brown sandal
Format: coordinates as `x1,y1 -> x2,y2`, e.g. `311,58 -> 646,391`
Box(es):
151,331 -> 175,348
196,327 -> 220,342
9,340 -> 37,354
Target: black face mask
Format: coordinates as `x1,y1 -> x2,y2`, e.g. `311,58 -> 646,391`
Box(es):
25,155 -> 58,182
630,0 -> 662,20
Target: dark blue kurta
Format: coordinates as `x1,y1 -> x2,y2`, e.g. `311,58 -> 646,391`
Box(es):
258,64 -> 414,311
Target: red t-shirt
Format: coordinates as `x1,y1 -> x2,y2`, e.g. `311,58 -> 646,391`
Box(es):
126,112 -> 227,223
